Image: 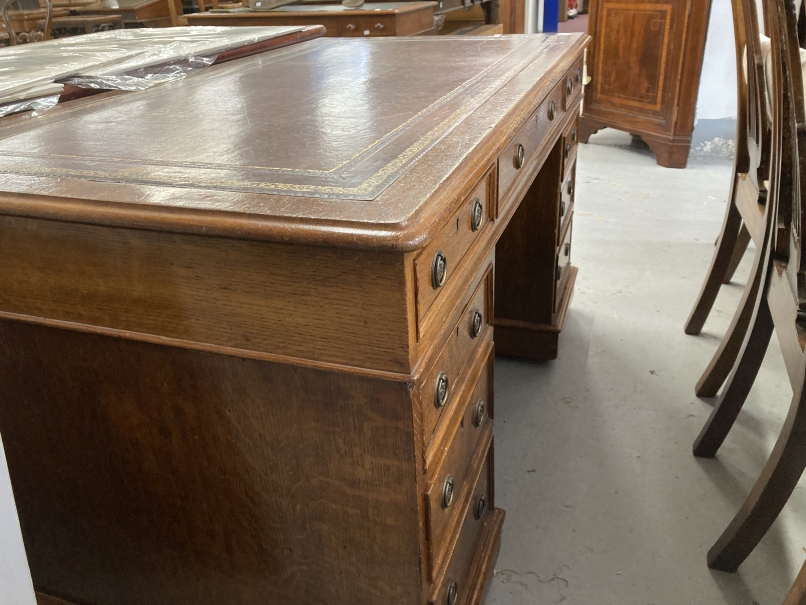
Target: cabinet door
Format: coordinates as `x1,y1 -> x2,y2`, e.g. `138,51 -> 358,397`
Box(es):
585,0 -> 691,133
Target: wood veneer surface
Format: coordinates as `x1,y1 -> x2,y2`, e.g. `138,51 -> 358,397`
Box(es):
0,35 -> 587,249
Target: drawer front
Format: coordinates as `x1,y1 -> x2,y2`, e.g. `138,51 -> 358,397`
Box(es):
562,113 -> 580,176
498,79 -> 565,209
555,221 -> 573,311
429,444 -> 492,605
415,171 -> 494,329
559,160 -> 576,238
420,264 -> 493,450
563,55 -> 585,110
425,349 -> 493,579
339,15 -> 396,36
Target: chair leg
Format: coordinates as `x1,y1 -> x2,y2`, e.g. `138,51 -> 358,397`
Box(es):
693,295 -> 773,458
723,223 -> 751,284
707,361 -> 806,572
783,558 -> 806,605
685,180 -> 744,336
694,229 -> 770,398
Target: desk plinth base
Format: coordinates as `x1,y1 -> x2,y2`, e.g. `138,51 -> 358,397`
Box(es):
494,265 -> 577,361
33,510 -> 505,605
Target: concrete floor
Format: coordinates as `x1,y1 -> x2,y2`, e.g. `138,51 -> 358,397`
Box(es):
487,129 -> 806,605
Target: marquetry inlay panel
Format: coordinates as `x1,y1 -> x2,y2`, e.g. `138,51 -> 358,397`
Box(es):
592,2 -> 672,113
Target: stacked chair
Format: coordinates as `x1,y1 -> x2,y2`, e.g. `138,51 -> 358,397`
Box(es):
688,0 -> 806,595
685,0 -> 773,399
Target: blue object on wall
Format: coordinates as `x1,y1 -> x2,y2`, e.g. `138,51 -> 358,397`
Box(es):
542,0 -> 558,32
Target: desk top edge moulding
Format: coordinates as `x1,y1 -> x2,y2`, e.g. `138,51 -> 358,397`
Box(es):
0,32 -> 589,605
0,34 -> 588,250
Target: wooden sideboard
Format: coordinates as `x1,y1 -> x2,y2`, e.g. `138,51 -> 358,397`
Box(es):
580,0 -> 711,168
186,2 -> 437,36
0,34 -> 587,605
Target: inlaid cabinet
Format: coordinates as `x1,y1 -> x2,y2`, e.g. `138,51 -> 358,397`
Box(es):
580,0 -> 711,168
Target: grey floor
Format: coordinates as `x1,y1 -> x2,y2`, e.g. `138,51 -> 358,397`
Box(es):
487,130 -> 806,605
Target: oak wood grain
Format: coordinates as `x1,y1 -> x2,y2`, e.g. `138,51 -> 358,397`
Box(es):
0,216 -> 411,373
0,319 -> 423,605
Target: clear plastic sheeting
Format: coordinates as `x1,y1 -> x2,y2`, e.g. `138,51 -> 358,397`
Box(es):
0,94 -> 60,118
0,26 -> 309,106
62,55 -> 216,91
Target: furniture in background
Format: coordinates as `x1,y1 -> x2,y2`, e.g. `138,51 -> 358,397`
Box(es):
186,2 -> 437,36
496,0 -> 521,32
76,0 -> 183,27
579,0 -> 712,168
690,0 -> 806,577
0,33 -> 586,605
41,13 -> 122,34
685,0 -> 770,400
439,3 -> 502,35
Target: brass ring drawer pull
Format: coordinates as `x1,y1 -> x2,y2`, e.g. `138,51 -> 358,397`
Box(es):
431,250 -> 447,289
434,371 -> 449,408
470,197 -> 484,231
475,494 -> 487,520
441,475 -> 455,509
567,180 -> 575,196
571,126 -> 578,142
514,143 -> 525,169
470,309 -> 482,338
344,23 -> 356,31
446,580 -> 458,605
374,22 -> 384,30
474,399 -> 485,427
548,100 -> 557,121
561,200 -> 566,217
565,242 -> 571,256
565,142 -> 571,158
575,66 -> 582,83
566,77 -> 573,96
556,263 -> 562,281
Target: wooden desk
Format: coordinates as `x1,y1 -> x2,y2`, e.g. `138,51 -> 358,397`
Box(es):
76,0 -> 183,26
186,2 -> 436,36
0,34 -> 587,605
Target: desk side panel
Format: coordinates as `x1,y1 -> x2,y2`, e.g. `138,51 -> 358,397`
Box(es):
0,320 -> 423,605
0,216 -> 411,373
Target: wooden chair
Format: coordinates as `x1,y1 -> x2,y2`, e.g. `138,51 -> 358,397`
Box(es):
1,0 -> 53,44
692,0 -> 806,572
784,559 -> 806,605
684,0 -> 774,399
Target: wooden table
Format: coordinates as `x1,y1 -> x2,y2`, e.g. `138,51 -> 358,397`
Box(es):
186,2 -> 437,36
0,34 -> 587,605
76,0 -> 183,26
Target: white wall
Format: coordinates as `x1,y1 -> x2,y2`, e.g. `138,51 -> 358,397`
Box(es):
695,0 -> 738,121
0,436 -> 35,605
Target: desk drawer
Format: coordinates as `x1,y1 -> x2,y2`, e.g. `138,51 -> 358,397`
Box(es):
425,349 -> 493,579
563,55 -> 585,110
559,160 -> 575,238
338,15 -> 396,36
429,443 -> 492,605
555,220 -> 573,311
498,80 -> 565,209
562,113 -> 579,176
420,264 -> 493,450
415,171 -> 494,329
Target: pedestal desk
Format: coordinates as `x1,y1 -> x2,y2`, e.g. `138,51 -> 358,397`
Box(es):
0,34 -> 587,605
